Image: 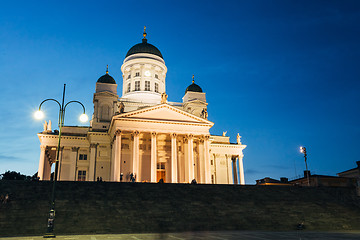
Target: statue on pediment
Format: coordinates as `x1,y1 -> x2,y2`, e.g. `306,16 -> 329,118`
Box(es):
237,133 -> 242,144
161,92 -> 168,104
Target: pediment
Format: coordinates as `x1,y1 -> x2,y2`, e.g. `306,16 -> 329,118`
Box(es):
113,104 -> 213,125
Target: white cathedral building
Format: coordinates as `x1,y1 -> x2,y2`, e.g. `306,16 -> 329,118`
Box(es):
37,31 -> 246,184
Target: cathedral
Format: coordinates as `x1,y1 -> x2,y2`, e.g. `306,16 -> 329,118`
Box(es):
37,30 -> 246,184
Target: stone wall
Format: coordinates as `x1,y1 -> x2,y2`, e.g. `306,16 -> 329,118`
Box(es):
1,181 -> 360,237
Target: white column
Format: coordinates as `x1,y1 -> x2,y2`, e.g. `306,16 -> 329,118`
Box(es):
232,156 -> 238,184
183,137 -> 189,182
187,134 -> 194,182
171,133 -> 178,183
204,135 -> 211,183
38,145 -> 46,180
198,139 -> 205,183
226,155 -> 233,184
132,131 -> 140,182
89,144 -> 97,181
57,147 -> 64,181
238,155 -> 245,185
113,130 -> 122,182
151,132 -> 157,182
69,147 -> 78,181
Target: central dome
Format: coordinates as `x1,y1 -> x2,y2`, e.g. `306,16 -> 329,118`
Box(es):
125,38 -> 163,59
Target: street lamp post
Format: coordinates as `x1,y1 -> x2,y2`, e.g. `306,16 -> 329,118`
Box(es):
300,146 -> 310,186
35,84 -> 88,238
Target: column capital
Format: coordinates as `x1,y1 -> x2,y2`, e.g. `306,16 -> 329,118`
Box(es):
71,147 -> 79,152
171,133 -> 177,138
115,129 -> 122,136
188,134 -> 194,139
132,130 -> 140,136
90,143 -> 98,148
151,132 -> 157,136
204,135 -> 210,140
40,145 -> 47,150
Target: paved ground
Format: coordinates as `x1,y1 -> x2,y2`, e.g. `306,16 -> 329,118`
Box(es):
2,231 -> 360,240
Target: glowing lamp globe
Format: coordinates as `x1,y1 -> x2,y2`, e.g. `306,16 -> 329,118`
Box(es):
34,110 -> 44,120
79,113 -> 88,122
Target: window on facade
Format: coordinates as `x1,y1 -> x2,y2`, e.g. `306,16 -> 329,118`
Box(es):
127,74 -> 131,79
135,72 -> 140,77
135,81 -> 140,91
127,83 -> 131,93
157,163 -> 165,169
155,74 -> 159,79
154,83 -> 159,93
145,81 -> 150,91
79,154 -> 87,160
78,170 -> 86,181
211,159 -> 213,165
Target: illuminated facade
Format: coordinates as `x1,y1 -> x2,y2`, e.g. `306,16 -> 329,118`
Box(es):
37,30 -> 246,184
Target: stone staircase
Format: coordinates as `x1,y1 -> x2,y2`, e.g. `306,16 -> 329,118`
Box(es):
1,180 -> 360,237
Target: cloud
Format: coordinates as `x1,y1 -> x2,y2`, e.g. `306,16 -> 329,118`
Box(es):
245,169 -> 262,175
263,164 -> 291,170
0,154 -> 19,161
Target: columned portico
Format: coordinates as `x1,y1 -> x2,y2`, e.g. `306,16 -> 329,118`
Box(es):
108,104 -> 216,184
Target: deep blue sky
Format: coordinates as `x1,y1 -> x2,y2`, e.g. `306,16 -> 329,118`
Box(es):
0,0 -> 359,184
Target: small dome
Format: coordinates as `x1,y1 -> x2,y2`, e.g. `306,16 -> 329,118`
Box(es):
185,82 -> 203,93
97,66 -> 116,84
126,38 -> 163,59
97,73 -> 116,84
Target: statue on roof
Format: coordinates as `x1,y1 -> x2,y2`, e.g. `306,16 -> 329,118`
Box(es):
237,133 -> 242,144
161,92 -> 168,104
43,121 -> 48,132
48,120 -> 52,132
201,108 -> 208,119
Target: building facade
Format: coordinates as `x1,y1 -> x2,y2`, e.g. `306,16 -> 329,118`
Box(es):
37,31 -> 246,184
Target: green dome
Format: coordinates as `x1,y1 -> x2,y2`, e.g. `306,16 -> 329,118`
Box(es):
185,82 -> 203,93
125,39 -> 163,59
97,73 -> 116,84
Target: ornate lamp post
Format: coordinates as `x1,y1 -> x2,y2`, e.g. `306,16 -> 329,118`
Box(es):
300,146 -> 310,186
34,84 -> 88,238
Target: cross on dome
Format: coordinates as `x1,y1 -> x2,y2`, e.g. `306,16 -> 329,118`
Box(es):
143,26 -> 147,39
